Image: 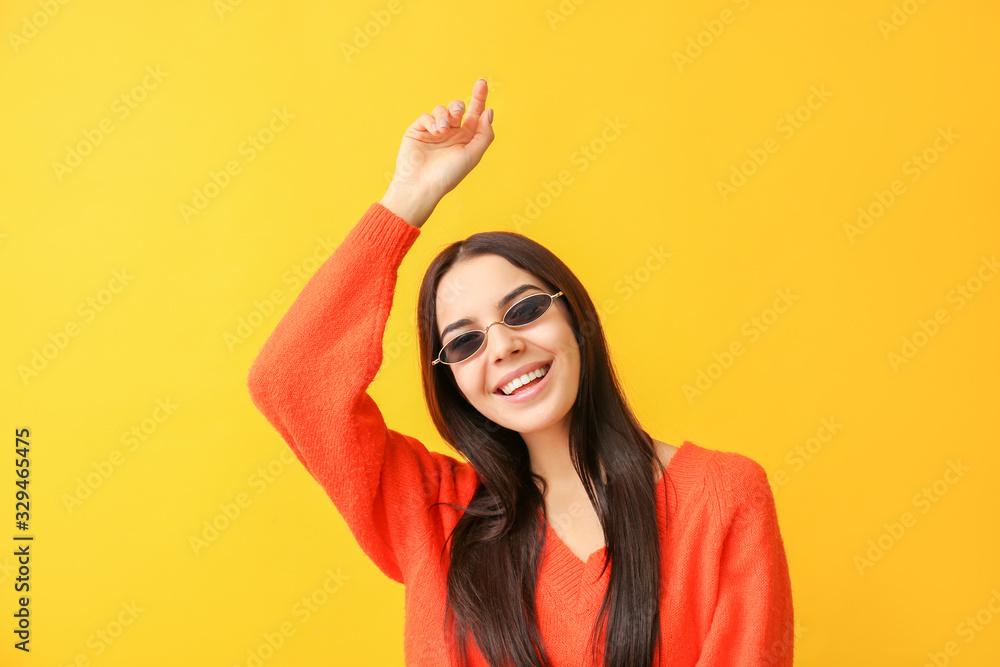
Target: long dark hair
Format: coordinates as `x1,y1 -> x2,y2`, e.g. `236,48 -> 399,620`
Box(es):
416,230 -> 667,667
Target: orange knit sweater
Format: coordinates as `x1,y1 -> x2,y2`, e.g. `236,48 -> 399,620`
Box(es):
246,202 -> 796,666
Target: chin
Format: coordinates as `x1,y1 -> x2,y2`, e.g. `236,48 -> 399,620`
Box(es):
490,396 -> 576,436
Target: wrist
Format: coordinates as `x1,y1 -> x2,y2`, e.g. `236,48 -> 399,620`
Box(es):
380,183 -> 440,228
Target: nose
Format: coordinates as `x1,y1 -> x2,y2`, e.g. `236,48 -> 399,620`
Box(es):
485,320 -> 523,362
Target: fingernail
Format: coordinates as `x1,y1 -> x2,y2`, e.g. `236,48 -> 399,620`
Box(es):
488,108 -> 494,123
429,121 -> 437,132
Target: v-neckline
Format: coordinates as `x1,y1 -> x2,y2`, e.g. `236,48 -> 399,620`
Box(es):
542,443 -> 683,565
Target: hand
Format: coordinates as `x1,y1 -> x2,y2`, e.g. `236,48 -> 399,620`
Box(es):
381,79 -> 495,226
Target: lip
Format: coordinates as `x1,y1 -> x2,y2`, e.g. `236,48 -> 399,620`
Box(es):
493,360 -> 553,402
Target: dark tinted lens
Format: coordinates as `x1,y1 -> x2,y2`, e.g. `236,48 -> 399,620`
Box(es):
442,331 -> 485,363
505,294 -> 550,326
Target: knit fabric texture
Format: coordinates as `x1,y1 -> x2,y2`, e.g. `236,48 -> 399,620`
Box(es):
247,202 -> 796,666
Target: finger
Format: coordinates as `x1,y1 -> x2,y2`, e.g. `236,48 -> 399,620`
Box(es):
438,100 -> 467,134
414,112 -> 437,135
464,105 -> 495,169
430,104 -> 451,133
463,79 -> 488,129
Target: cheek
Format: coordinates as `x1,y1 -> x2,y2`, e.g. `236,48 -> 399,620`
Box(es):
454,369 -> 488,400
558,330 -> 582,384
552,324 -> 580,358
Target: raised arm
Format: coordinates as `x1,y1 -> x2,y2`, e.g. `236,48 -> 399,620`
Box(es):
246,80 -> 494,583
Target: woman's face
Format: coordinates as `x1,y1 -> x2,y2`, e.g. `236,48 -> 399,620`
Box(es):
435,254 -> 581,435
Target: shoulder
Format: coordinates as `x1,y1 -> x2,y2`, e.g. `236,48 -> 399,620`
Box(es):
671,442 -> 775,527
705,447 -> 780,543
706,447 -> 773,506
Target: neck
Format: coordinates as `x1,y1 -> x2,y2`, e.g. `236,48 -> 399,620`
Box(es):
522,414 -> 597,495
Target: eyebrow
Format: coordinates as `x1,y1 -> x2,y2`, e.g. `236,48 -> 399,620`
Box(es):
440,283 -> 544,340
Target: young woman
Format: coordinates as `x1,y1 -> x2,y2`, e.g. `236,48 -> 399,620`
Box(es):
247,79 -> 795,666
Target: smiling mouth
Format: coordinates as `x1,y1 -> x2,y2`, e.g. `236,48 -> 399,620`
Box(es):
495,363 -> 551,396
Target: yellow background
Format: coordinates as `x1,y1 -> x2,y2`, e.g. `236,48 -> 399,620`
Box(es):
2,0 -> 998,664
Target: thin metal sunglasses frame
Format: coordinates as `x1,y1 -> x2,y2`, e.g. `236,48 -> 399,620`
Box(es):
431,290 -> 565,366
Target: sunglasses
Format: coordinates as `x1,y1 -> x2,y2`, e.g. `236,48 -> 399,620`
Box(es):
432,291 -> 565,366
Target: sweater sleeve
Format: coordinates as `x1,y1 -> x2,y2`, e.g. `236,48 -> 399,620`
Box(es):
696,456 -> 796,666
246,202 -> 473,585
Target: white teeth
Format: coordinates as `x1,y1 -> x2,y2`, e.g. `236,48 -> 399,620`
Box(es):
500,364 -> 549,396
